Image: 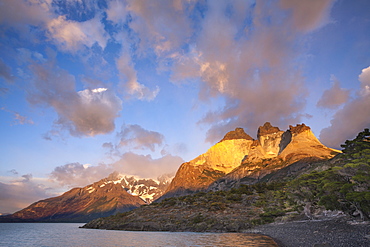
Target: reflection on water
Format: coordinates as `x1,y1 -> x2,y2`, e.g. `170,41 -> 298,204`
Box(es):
0,223 -> 278,247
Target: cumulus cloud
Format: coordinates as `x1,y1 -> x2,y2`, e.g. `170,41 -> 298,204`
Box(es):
0,174 -> 54,214
279,0 -> 334,32
118,124 -> 165,152
0,0 -> 108,52
359,66 -> 370,96
50,162 -> 111,188
317,77 -> 351,109
108,0 -> 334,143
2,0 -> 336,143
46,15 -> 108,52
171,1 -> 314,142
320,66 -> 370,148
27,54 -> 122,137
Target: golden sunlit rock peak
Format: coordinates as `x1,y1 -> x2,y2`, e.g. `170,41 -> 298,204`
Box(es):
219,127 -> 254,142
164,122 -> 341,197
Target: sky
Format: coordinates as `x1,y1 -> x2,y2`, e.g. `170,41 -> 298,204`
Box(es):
0,0 -> 370,214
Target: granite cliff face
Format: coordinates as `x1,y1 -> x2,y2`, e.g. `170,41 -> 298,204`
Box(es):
164,129 -> 254,197
2,172 -> 171,222
278,124 -> 338,162
164,122 -> 340,197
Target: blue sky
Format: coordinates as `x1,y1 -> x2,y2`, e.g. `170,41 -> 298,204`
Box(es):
1,0 -> 370,213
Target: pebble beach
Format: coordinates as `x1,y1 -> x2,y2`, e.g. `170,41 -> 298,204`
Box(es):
248,218 -> 370,247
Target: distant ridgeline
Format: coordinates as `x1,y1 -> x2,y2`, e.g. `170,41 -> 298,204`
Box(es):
0,173 -> 172,222
82,127 -> 370,232
3,123 -> 369,227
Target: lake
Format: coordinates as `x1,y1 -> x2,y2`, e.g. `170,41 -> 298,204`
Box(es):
0,223 -> 278,246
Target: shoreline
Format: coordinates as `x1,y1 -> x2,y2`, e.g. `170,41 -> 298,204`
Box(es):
246,218 -> 370,247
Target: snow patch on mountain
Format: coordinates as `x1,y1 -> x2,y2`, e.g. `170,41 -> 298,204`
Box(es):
87,172 -> 173,203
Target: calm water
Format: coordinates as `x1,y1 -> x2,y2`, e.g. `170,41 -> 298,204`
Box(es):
0,223 -> 278,247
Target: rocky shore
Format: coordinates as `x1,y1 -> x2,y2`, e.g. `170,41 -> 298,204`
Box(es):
247,217 -> 370,247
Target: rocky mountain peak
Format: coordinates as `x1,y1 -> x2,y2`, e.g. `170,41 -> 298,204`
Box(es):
289,123 -> 310,135
220,127 -> 253,142
2,171 -> 173,222
257,122 -> 281,137
163,122 -> 340,199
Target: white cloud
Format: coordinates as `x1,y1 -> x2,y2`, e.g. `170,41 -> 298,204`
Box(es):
359,66 -> 370,96
91,88 -> 107,93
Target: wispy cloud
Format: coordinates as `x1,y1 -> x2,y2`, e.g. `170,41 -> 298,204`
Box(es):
1,107 -> 34,125
0,58 -> 15,83
116,51 -> 160,101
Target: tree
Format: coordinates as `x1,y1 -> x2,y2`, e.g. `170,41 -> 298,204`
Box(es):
289,129 -> 370,220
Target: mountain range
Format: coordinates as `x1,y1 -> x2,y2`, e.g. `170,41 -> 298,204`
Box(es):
1,122 -> 340,222
1,172 -> 172,222
81,127 -> 369,232
163,122 -> 339,198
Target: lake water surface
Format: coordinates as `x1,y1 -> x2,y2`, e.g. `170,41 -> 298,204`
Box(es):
0,223 -> 278,246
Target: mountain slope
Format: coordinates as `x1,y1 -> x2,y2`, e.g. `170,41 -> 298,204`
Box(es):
1,172 -> 171,222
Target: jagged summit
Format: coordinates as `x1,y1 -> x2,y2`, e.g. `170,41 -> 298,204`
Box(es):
289,123 -> 311,134
220,127 -> 253,142
257,122 -> 281,137
162,122 -> 341,199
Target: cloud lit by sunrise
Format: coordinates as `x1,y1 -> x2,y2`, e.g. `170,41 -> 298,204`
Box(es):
1,0 -> 369,214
